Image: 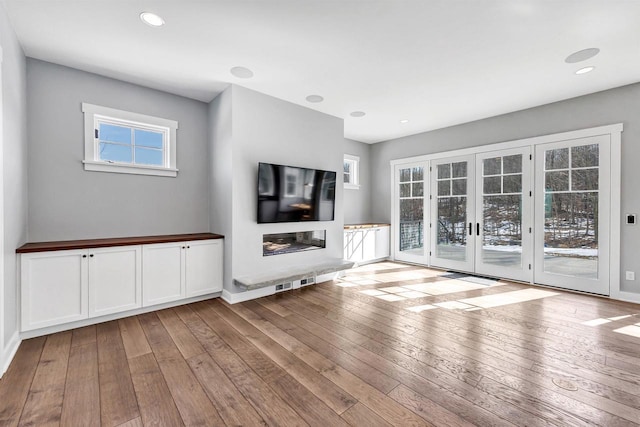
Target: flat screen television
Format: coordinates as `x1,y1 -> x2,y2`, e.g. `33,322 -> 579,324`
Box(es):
257,162 -> 336,223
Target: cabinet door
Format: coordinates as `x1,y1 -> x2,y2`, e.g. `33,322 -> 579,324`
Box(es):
362,229 -> 377,261
21,250 -> 89,331
143,242 -> 185,307
347,230 -> 364,262
89,246 -> 142,317
375,226 -> 390,259
185,239 -> 223,297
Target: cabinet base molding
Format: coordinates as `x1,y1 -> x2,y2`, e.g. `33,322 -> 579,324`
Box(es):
20,293 -> 221,339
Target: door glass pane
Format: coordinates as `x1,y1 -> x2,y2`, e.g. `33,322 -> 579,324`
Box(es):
503,175 -> 522,193
436,160 -> 468,261
481,154 -> 523,268
438,164 -> 450,179
399,166 -> 424,255
543,144 -> 599,279
438,180 -> 450,196
452,162 -> 467,178
484,158 -> 501,175
545,171 -> 569,191
483,176 -> 501,194
451,179 -> 467,195
546,148 -> 569,169
436,197 -> 467,260
571,144 -> 599,167
503,155 -> 522,174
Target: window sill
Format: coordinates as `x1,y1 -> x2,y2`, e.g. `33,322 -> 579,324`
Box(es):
344,183 -> 360,190
83,161 -> 178,177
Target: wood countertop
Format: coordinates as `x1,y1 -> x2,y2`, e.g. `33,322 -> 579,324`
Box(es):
16,232 -> 224,253
344,223 -> 390,230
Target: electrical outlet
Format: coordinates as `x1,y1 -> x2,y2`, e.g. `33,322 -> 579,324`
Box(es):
625,271 -> 635,281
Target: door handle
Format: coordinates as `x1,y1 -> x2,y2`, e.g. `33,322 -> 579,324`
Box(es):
476,223 -> 480,236
468,222 -> 472,235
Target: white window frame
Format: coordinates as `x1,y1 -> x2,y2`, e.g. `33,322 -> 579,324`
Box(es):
82,103 -> 179,177
344,154 -> 360,189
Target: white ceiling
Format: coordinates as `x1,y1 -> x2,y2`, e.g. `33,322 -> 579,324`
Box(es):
4,1 -> 640,143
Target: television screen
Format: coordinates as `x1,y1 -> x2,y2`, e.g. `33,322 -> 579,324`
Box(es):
258,162 -> 336,223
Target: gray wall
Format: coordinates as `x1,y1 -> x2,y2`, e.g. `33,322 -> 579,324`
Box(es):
1,2 -> 27,371
371,82 -> 640,294
27,59 -> 211,241
209,85 -> 345,293
343,138 -> 372,225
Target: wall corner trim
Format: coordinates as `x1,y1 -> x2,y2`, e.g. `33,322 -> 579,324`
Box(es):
0,331 -> 21,378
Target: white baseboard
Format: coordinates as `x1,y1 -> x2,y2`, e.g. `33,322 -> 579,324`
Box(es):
1,331 -> 21,378
610,290 -> 640,305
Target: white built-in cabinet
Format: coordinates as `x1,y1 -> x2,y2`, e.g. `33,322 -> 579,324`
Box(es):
344,225 -> 390,263
20,234 -> 223,333
143,239 -> 223,306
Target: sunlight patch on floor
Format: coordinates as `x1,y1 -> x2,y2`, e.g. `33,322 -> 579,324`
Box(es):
434,301 -> 475,310
406,304 -> 438,312
582,314 -> 637,327
582,318 -> 612,326
359,289 -> 386,296
457,289 -> 559,308
402,279 -> 498,296
375,294 -> 407,302
613,324 -> 640,338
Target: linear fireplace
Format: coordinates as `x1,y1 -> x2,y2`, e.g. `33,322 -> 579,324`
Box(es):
263,230 -> 326,256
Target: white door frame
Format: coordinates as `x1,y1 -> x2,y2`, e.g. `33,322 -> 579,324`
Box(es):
534,135 -> 611,295
0,45 -> 6,375
390,124 -> 623,299
391,160 -> 430,265
474,146 -> 533,283
429,154 -> 475,272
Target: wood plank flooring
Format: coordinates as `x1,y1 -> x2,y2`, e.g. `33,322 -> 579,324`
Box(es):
2,261 -> 640,426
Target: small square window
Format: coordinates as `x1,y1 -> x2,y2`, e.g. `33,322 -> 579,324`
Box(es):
344,154 -> 360,189
82,103 -> 179,177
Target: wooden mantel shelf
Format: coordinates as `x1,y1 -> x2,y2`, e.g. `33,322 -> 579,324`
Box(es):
16,232 -> 224,253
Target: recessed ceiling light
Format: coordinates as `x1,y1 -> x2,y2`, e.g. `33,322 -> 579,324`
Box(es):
230,66 -> 254,79
575,66 -> 595,75
350,111 -> 366,118
140,12 -> 165,27
306,95 -> 324,103
565,48 -> 600,63
400,119 -> 409,124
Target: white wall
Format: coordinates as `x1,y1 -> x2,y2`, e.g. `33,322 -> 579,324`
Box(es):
0,2 -> 27,375
26,59 -> 211,241
209,85 -> 345,293
371,82 -> 640,296
343,138 -> 373,225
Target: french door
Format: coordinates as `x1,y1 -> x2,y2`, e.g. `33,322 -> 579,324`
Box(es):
534,135 -> 610,295
429,149 -> 533,282
393,162 -> 429,264
430,155 -> 475,272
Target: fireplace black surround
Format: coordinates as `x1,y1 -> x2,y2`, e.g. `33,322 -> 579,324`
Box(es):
263,231 -> 326,256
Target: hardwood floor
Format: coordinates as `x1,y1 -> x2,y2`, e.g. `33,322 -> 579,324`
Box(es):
1,261 -> 640,426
